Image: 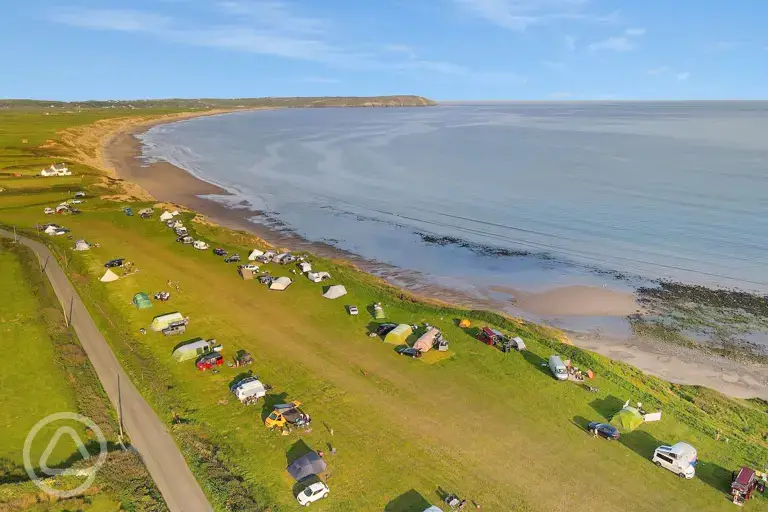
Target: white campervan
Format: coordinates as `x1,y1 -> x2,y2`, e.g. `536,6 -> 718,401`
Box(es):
231,377 -> 267,405
548,355 -> 568,381
652,442 -> 697,479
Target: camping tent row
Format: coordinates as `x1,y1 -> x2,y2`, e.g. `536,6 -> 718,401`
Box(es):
133,292 -> 152,309
159,210 -> 180,221
151,312 -> 186,331
384,324 -> 412,345
269,277 -> 293,291
172,338 -> 219,362
322,285 -> 347,300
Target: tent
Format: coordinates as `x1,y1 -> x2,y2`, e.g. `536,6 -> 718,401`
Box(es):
299,262 -> 312,273
239,267 -> 254,280
132,292 -> 152,309
610,406 -> 644,432
384,324 -> 412,345
307,272 -> 331,283
193,240 -> 209,250
44,225 -> 59,235
373,303 -> 386,319
459,319 -> 471,328
248,249 -> 264,261
322,285 -> 347,299
151,312 -> 185,331
100,269 -> 120,282
269,277 -> 293,291
74,240 -> 90,251
287,452 -> 327,481
172,338 -> 213,362
159,211 -> 173,221
138,208 -> 154,216
414,327 -> 439,352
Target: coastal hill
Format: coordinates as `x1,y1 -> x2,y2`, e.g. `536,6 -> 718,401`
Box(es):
0,95 -> 436,110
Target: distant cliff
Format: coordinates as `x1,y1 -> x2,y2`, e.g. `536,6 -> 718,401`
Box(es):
0,96 -> 437,110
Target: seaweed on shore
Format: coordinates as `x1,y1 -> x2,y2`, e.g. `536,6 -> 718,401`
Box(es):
416,232 -> 533,258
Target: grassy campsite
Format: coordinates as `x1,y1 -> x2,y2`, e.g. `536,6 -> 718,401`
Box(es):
0,106 -> 767,511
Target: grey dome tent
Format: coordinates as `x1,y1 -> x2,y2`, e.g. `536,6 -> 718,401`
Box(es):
322,285 -> 347,299
287,451 -> 327,481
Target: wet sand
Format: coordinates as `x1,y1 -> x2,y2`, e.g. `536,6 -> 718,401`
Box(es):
100,113 -> 768,400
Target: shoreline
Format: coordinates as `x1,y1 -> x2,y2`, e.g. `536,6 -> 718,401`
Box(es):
92,109 -> 768,399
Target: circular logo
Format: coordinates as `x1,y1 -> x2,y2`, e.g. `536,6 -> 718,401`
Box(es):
23,412 -> 108,498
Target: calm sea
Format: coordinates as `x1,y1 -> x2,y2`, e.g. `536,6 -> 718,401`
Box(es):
138,103 -> 768,305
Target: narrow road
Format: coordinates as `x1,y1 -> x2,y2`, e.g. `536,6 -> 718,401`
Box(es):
1,229 -> 213,512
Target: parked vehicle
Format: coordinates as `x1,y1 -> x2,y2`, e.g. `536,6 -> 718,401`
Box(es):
213,248 -> 227,256
231,377 -> 269,404
70,199 -> 83,204
235,350 -> 253,366
375,323 -> 398,336
240,264 -> 259,272
74,191 -> 86,198
70,208 -> 82,215
193,240 -> 209,250
652,442 -> 697,479
731,466 -> 759,505
478,326 -> 504,346
175,227 -> 188,236
124,207 -> 133,216
347,305 -> 359,315
224,253 -> 241,263
296,482 -> 329,506
104,258 -> 125,268
587,422 -> 620,440
196,352 -> 223,371
162,323 -> 187,336
177,235 -> 194,244
265,401 -> 310,429
548,355 -> 568,381
44,207 -> 55,215
396,346 -> 423,359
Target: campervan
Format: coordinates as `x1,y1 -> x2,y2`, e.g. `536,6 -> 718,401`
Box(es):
548,355 -> 568,381
231,377 -> 268,405
652,442 -> 697,479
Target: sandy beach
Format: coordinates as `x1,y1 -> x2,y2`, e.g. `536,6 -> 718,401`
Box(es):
87,110 -> 768,399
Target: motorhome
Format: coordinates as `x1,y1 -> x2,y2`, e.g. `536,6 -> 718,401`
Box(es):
548,355 -> 568,381
652,442 -> 697,479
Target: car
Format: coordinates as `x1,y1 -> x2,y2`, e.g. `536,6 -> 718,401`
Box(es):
70,208 -> 82,215
44,207 -> 55,215
240,263 -> 259,272
375,323 -> 399,336
196,352 -> 223,371
74,191 -> 86,198
70,199 -> 83,204
396,346 -> 422,358
162,323 -> 187,336
213,248 -> 227,256
347,305 -> 359,315
224,253 -> 241,263
104,258 -> 124,268
296,482 -> 329,506
124,207 -> 133,216
587,422 -> 620,440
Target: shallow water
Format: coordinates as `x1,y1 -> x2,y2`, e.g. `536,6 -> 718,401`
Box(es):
138,102 -> 768,303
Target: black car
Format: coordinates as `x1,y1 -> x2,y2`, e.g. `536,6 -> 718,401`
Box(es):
375,323 -> 399,337
104,258 -> 124,268
396,346 -> 422,359
213,248 -> 227,256
587,422 -> 620,440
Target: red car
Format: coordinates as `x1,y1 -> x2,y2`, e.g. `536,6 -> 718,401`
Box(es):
196,352 -> 223,371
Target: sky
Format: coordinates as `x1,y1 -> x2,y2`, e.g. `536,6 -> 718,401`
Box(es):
2,0 -> 767,101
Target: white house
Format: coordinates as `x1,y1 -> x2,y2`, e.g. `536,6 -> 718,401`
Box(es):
40,163 -> 71,177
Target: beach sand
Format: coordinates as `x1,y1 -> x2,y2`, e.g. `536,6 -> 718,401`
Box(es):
92,110 -> 768,400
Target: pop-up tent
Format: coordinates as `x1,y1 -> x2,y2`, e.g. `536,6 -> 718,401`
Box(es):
322,285 -> 347,299
299,262 -> 312,273
74,240 -> 90,251
172,338 -> 214,362
151,312 -> 185,331
159,210 -> 173,221
287,452 -> 327,481
269,277 -> 293,291
610,406 -> 644,432
384,324 -> 412,345
132,292 -> 152,309
307,271 -> 331,283
100,269 -> 120,282
248,249 -> 264,261
414,327 -> 440,352
459,319 -> 471,328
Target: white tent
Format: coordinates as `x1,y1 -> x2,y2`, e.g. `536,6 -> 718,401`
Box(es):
74,240 -> 90,251
307,271 -> 331,283
171,210 -> 180,216
100,269 -> 120,282
44,225 -> 58,235
269,277 -> 293,291
159,211 -> 173,221
193,240 -> 209,250
299,262 -> 312,273
248,249 -> 264,261
322,285 -> 347,299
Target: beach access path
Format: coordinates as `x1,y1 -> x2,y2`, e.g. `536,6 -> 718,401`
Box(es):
0,229 -> 213,512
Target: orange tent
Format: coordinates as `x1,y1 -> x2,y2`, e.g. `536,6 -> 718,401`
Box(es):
459,319 -> 471,328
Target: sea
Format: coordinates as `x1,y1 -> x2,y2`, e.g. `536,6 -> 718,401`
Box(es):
137,102 -> 768,333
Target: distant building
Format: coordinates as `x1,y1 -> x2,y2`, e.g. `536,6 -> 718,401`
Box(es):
40,163 -> 71,177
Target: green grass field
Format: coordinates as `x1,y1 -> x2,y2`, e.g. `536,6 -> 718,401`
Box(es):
1,108 -> 766,512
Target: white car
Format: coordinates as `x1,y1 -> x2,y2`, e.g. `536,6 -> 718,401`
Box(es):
241,264 -> 259,272
70,199 -> 83,204
44,207 -> 55,214
296,482 -> 329,506
347,305 -> 359,315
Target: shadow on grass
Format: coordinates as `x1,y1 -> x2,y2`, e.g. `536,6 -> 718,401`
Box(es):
522,350 -> 551,377
228,369 -> 254,389
385,489 -> 433,512
0,442 -> 124,484
619,429 -> 659,460
572,415 -> 592,432
261,392 -> 289,422
589,396 -> 625,419
286,439 -> 313,466
697,460 -> 733,498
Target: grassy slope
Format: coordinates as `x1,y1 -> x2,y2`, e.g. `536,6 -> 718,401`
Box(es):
0,108 -> 766,512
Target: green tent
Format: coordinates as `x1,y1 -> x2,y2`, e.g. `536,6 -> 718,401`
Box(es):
610,406 -> 644,432
384,324 -> 413,345
132,292 -> 152,310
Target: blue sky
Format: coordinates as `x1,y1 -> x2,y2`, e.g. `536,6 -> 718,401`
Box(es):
2,0 -> 766,100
